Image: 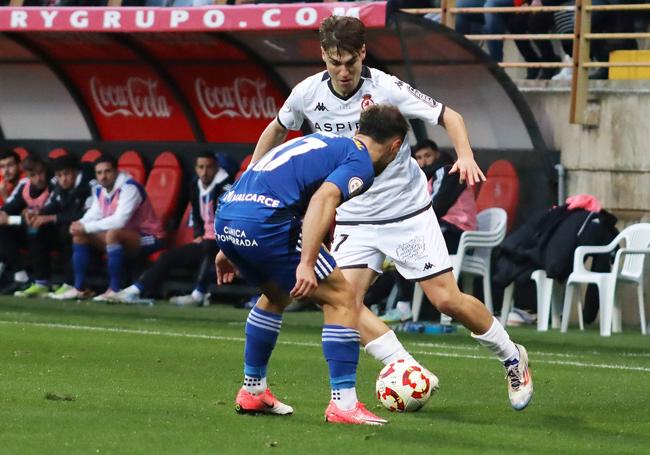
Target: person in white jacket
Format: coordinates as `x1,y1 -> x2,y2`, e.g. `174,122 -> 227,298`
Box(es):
52,155 -> 164,301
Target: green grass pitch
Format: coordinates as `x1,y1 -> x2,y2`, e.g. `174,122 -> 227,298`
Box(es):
1,297 -> 649,454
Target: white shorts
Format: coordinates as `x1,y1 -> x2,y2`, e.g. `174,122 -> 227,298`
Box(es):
332,206 -> 452,281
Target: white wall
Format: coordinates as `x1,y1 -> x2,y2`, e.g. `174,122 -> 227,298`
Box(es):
0,64 -> 92,140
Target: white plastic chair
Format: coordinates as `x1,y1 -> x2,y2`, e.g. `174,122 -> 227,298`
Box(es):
499,270 -> 564,331
561,223 -> 650,336
412,208 -> 507,322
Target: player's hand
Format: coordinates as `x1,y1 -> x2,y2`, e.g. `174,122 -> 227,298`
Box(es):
69,221 -> 85,236
192,236 -> 203,243
32,215 -> 55,228
449,156 -> 486,186
290,262 -> 318,299
215,250 -> 236,285
0,211 -> 7,225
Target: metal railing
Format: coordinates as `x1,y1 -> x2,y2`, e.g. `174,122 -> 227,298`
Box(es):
403,0 -> 650,124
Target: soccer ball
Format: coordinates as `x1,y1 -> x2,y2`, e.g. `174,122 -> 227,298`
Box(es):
376,360 -> 433,412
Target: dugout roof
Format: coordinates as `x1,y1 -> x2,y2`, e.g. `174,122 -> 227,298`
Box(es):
0,2 -> 555,211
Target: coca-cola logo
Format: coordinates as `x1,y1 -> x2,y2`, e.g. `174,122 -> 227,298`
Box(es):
195,77 -> 277,120
90,76 -> 172,118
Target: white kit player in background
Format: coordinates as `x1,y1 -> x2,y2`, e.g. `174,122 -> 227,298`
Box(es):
250,16 -> 533,411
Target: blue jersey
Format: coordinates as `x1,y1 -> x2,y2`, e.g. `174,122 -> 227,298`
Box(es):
217,133 -> 374,223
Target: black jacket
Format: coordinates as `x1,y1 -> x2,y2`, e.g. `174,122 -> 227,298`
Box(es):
493,205 -> 619,287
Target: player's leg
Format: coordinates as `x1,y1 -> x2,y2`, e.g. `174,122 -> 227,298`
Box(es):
235,282 -> 294,415
90,228 -> 142,300
419,271 -> 533,410
52,231 -> 107,299
311,267 -> 386,425
333,224 -> 436,379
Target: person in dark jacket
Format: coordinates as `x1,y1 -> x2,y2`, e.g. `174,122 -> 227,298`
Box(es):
416,140 -> 478,255
14,155 -> 93,297
115,152 -> 232,305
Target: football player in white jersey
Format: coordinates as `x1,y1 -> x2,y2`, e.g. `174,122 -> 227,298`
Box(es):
251,16 -> 533,411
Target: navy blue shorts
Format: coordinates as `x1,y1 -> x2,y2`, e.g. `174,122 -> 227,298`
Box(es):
215,217 -> 337,293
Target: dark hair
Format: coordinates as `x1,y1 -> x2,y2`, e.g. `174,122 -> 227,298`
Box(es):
358,104 -> 410,143
436,151 -> 455,166
412,139 -> 439,155
196,151 -> 217,163
0,149 -> 20,163
52,155 -> 79,172
319,16 -> 366,55
21,155 -> 47,174
93,154 -> 118,169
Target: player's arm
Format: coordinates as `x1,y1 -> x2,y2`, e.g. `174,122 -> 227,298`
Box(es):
251,119 -> 288,165
290,182 -> 342,299
81,186 -> 141,234
440,107 -> 486,186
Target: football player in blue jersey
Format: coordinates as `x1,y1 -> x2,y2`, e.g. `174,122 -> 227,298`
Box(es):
215,104 -> 408,425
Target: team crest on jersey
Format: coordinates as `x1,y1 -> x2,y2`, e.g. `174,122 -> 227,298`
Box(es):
361,94 -> 374,110
348,177 -> 364,196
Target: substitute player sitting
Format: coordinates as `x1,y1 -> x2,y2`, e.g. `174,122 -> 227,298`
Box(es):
251,15 -> 533,411
53,155 -> 165,301
215,105 -> 408,426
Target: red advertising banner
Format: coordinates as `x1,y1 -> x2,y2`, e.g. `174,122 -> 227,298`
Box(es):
65,64 -> 195,141
0,3 -> 386,32
170,65 -> 286,143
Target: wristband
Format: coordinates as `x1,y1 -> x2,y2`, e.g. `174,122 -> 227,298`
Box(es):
8,216 -> 22,225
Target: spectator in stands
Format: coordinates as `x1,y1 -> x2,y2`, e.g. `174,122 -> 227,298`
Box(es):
455,0 -> 515,62
0,149 -> 22,205
415,139 -> 478,254
507,0 -> 561,79
12,156 -> 94,298
115,152 -> 232,305
0,156 -> 51,293
51,155 -> 164,301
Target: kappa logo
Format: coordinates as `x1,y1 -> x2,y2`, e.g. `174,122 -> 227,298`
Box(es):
423,262 -> 434,271
315,102 -> 328,112
361,94 -> 374,110
407,85 -> 438,108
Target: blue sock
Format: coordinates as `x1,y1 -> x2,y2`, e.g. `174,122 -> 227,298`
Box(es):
134,282 -> 145,293
322,325 -> 360,391
72,244 -> 90,290
106,243 -> 124,292
243,306 -> 282,390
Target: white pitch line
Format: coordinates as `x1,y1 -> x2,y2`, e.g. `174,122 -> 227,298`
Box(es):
2,319 -> 650,373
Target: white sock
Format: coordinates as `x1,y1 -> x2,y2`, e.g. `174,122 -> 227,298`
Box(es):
365,330 -> 414,366
396,300 -> 411,314
191,289 -> 204,301
14,270 -> 29,283
243,375 -> 267,395
332,387 -> 358,411
471,316 -> 519,363
124,285 -> 141,297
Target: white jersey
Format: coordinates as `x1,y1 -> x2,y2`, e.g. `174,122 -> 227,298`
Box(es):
277,66 -> 445,223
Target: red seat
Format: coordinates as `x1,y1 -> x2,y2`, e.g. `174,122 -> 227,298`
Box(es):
475,160 -> 520,232
81,149 -> 102,163
118,150 -> 146,185
148,203 -> 194,262
48,148 -> 68,160
145,151 -> 182,227
235,154 -> 253,181
13,147 -> 29,161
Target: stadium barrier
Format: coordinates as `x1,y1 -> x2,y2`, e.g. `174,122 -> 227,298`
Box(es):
402,0 -> 650,125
